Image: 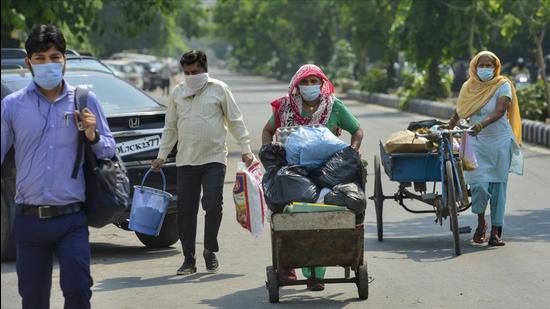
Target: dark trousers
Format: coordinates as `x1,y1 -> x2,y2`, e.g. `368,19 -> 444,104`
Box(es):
14,210 -> 92,309
177,163 -> 226,261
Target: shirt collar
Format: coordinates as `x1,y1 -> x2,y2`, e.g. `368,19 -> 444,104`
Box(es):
27,79 -> 73,102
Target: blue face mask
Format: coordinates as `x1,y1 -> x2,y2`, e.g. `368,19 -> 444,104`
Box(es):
31,62 -> 64,90
299,84 -> 321,101
477,68 -> 495,81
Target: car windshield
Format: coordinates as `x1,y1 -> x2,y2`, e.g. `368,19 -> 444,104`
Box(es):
66,59 -> 113,74
3,74 -> 161,113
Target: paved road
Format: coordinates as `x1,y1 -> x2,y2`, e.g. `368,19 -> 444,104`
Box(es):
2,69 -> 550,308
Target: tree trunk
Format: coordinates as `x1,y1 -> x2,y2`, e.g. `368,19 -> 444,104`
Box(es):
428,55 -> 443,99
468,10 -> 476,59
533,29 -> 549,122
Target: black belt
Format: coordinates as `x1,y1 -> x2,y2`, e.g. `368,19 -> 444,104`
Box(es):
18,203 -> 83,219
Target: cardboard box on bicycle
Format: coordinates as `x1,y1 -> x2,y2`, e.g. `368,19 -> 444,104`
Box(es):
384,130 -> 433,153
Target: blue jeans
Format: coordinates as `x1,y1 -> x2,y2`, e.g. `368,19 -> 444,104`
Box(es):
14,210 -> 92,309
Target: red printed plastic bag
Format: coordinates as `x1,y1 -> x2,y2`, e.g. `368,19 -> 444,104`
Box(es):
233,161 -> 266,236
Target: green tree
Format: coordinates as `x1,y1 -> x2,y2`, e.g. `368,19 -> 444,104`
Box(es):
1,0 -> 201,58
511,0 -> 550,119
213,0 -> 339,79
394,0 -> 457,99
1,0 -> 101,47
327,39 -> 356,83
339,0 -> 400,79
90,0 -> 205,57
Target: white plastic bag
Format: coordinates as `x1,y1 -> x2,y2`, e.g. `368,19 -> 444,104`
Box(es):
316,188 -> 332,203
509,139 -> 524,175
233,161 -> 266,236
459,134 -> 478,171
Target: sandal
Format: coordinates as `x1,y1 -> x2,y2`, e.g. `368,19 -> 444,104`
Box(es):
488,235 -> 505,246
489,227 -> 505,246
307,283 -> 325,291
473,223 -> 488,243
279,268 -> 297,282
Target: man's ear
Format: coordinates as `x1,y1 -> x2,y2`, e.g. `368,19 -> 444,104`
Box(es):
25,57 -> 33,75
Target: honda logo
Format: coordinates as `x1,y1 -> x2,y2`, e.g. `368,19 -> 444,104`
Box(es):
128,117 -> 140,128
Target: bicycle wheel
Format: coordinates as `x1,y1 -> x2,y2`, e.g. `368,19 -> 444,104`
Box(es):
445,160 -> 461,256
374,155 -> 384,241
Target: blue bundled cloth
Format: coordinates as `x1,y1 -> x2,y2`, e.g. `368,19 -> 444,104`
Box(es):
285,126 -> 348,168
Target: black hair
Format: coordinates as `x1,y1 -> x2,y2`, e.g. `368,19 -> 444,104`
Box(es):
180,50 -> 208,72
25,25 -> 66,57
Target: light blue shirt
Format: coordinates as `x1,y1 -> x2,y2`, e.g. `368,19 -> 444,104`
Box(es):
1,80 -> 116,205
465,82 -> 514,183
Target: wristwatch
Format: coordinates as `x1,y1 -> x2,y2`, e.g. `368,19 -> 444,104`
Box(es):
89,129 -> 100,144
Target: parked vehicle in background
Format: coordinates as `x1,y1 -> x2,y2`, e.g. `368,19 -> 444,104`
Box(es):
1,48 -> 112,74
1,67 -> 179,261
66,55 -> 115,74
103,59 -> 144,89
1,48 -> 27,69
1,48 -> 81,69
131,59 -> 163,91
110,52 -> 164,91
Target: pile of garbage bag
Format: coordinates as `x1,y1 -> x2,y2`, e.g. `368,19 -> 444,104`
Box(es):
260,127 -> 366,216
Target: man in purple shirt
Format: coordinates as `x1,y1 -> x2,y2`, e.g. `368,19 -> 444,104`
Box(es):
0,25 -> 115,309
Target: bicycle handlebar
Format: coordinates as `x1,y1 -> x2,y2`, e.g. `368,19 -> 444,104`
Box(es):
415,128 -> 474,139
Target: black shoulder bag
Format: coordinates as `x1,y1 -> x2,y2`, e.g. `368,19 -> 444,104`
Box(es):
71,87 -> 130,228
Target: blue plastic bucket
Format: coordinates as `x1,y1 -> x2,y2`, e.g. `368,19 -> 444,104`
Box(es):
129,168 -> 173,236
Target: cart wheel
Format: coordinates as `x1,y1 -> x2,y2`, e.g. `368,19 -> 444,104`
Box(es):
445,160 -> 461,256
374,155 -> 384,241
266,266 -> 279,303
356,264 -> 369,300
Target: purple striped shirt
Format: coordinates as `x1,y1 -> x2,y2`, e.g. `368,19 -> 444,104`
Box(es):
1,80 -> 115,205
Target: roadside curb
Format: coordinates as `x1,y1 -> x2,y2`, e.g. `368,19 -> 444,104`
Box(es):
347,89 -> 550,148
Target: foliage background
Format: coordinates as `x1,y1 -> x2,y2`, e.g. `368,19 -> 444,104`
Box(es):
1,0 -> 549,120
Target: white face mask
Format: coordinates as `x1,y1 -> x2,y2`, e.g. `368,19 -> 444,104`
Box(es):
184,73 -> 209,94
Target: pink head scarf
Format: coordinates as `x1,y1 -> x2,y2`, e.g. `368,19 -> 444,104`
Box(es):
271,64 -> 335,128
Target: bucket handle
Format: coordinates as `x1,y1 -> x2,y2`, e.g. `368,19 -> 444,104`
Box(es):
140,168 -> 167,193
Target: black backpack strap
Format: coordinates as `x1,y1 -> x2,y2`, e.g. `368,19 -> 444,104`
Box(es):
71,87 -> 90,178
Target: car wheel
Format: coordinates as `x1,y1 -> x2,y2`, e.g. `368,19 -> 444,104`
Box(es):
135,213 -> 178,248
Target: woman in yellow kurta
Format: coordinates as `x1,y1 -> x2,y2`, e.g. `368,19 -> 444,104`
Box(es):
444,51 -> 522,246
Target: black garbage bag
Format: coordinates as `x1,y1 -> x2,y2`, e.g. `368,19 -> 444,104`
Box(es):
262,166 -> 319,213
312,147 -> 362,188
407,119 -> 445,131
259,142 -> 287,170
324,183 -> 366,215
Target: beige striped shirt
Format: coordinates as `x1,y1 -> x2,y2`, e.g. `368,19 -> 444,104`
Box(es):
157,78 -> 252,166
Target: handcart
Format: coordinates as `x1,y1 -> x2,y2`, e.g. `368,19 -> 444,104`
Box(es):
266,209 -> 368,303
371,128 -> 473,256
265,125 -> 369,303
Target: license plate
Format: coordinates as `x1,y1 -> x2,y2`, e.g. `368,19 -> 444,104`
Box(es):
116,135 -> 161,157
